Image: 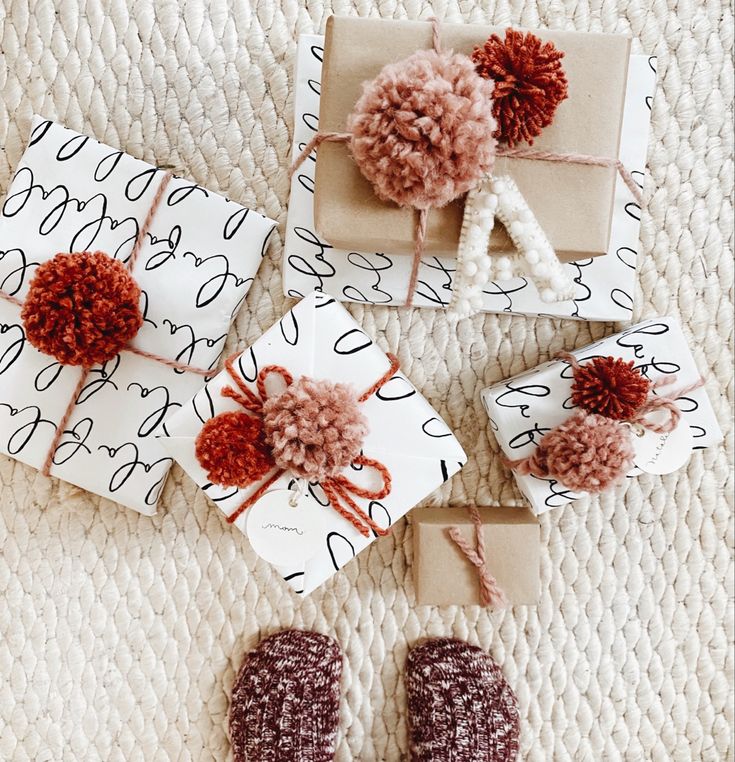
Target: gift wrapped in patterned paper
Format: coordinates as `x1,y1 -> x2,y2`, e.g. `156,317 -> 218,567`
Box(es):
0,116 -> 276,515
160,291 -> 468,596
481,318 -> 722,515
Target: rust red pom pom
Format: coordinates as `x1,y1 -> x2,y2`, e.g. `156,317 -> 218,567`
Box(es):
472,29 -> 569,147
571,356 -> 651,420
195,411 -> 275,488
21,251 -> 143,366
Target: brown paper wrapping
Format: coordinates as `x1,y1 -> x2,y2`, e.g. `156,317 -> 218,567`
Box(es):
412,506 -> 540,606
315,16 -> 631,261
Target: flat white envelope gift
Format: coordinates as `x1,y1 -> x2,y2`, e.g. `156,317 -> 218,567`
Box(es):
481,317 -> 722,515
160,291 -> 467,596
0,117 -> 276,514
283,34 -> 655,321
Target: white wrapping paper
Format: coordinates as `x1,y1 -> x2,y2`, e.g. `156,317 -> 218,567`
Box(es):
0,117 -> 276,515
159,291 -> 467,596
283,34 -> 656,321
481,318 -> 722,515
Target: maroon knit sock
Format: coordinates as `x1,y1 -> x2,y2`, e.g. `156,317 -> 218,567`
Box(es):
406,638 -> 520,762
229,630 -> 342,762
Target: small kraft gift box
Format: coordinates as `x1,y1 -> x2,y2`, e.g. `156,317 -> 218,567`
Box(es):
412,506 -> 540,607
481,318 -> 723,515
284,20 -> 655,319
0,117 -> 276,515
159,291 -> 467,596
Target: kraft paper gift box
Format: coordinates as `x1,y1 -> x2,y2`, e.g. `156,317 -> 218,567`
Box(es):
159,291 -> 468,596
413,506 -> 540,606
315,16 -> 631,261
284,34 -> 655,320
481,317 -> 723,516
0,116 -> 276,515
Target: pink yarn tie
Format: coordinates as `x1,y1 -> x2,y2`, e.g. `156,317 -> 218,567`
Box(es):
447,506 -> 507,608
0,168 -> 214,477
496,146 -> 644,207
632,376 -> 705,434
288,132 -> 350,179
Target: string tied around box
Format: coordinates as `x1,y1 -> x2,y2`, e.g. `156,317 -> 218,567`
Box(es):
0,170 -> 214,477
194,353 -> 401,538
289,18 -> 644,314
447,506 -> 507,609
505,352 -> 704,493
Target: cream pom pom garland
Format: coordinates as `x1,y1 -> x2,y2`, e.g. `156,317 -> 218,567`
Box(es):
449,174 -> 575,319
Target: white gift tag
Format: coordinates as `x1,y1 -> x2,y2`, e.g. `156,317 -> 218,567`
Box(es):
246,489 -> 325,567
632,412 -> 694,474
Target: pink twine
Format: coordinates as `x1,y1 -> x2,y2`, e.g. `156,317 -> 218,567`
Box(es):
447,506 -> 507,608
126,171 -> 173,273
288,132 -> 350,179
632,376 -> 705,434
0,290 -> 24,307
40,366 -> 91,476
127,345 -> 213,376
406,209 -> 428,308
429,16 -> 442,54
496,146 -> 644,207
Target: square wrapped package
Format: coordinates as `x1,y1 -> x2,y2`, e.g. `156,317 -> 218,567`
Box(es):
413,506 -> 540,606
0,117 -> 276,515
284,34 -> 655,320
481,318 -> 723,515
315,16 -> 631,261
159,291 -> 467,596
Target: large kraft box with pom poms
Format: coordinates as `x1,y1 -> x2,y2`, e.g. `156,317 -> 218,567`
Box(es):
159,291 -> 468,596
481,318 -> 722,516
0,116 -> 276,515
314,16 -> 631,262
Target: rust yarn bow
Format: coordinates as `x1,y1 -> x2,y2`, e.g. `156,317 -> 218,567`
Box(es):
208,353 -> 400,538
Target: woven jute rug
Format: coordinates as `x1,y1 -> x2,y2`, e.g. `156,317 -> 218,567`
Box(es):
0,1 -> 732,760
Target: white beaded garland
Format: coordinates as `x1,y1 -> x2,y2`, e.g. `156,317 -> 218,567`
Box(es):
449,174 -> 575,319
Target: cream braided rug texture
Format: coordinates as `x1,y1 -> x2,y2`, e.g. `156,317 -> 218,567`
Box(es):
0,1 -> 732,760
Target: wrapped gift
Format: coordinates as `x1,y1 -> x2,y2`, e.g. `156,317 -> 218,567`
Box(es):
159,291 -> 467,596
0,117 -> 276,515
284,34 -> 655,319
481,318 -> 722,515
314,16 -> 631,261
413,506 -> 540,606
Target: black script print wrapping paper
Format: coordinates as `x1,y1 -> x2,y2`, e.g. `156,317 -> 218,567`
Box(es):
283,35 -> 655,320
160,291 -> 467,596
0,117 -> 276,515
481,318 -> 722,515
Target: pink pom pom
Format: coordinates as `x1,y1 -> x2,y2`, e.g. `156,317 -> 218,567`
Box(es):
509,410 -> 635,493
263,377 -> 368,482
347,49 -> 497,210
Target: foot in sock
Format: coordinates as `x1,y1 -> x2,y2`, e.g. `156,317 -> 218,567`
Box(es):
406,638 -> 520,762
229,629 -> 343,762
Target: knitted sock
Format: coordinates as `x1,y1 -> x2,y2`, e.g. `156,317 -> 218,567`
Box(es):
229,630 -> 343,762
406,638 -> 520,762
